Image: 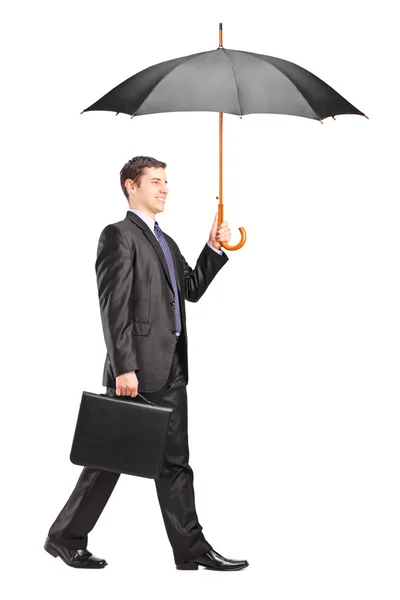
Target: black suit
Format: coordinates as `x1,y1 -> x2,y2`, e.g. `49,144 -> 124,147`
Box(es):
47,210 -> 229,564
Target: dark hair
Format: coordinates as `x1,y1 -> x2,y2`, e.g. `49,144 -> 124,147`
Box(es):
120,155 -> 167,201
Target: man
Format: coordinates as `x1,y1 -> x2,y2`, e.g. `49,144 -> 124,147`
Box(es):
44,155 -> 249,571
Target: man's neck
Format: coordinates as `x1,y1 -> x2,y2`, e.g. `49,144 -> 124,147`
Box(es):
129,206 -> 156,221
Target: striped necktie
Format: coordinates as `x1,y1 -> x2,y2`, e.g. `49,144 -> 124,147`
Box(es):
154,221 -> 182,335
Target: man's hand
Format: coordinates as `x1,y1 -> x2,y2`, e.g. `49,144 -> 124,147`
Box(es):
208,213 -> 232,250
115,371 -> 139,397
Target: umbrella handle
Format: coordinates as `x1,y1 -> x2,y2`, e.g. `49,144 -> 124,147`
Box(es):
220,227 -> 247,251
217,202 -> 247,251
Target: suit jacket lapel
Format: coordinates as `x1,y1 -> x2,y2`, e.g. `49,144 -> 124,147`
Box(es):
125,210 -> 180,295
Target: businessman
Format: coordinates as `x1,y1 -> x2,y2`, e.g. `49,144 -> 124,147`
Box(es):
44,155 -> 249,571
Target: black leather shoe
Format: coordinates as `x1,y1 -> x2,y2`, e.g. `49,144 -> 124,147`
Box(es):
176,548 -> 249,571
44,537 -> 107,569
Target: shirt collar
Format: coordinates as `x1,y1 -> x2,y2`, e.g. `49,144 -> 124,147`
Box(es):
128,208 -> 156,234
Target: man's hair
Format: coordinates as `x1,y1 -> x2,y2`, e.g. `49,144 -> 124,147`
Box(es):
120,155 -> 167,201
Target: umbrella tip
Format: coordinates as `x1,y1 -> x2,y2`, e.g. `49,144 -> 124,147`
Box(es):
332,115 -> 336,120
365,114 -> 369,119
116,112 -> 119,116
80,110 -> 85,114
131,114 -> 135,119
240,114 -> 242,119
319,119 -> 324,124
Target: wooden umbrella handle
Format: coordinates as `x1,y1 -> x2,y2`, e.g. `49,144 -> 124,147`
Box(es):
221,226 -> 247,251
217,201 -> 247,251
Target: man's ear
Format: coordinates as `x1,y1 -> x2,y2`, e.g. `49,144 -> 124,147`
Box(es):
125,179 -> 135,197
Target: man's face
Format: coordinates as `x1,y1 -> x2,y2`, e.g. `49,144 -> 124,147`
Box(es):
128,166 -> 168,219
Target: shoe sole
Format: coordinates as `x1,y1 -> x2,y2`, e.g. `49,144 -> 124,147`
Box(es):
176,562 -> 249,571
44,539 -> 107,569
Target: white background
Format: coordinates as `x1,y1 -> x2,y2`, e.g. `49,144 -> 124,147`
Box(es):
2,0 -> 399,598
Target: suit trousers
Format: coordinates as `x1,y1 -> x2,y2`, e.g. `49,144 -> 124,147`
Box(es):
47,333 -> 212,564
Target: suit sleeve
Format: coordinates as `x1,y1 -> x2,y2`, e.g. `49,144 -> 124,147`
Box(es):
95,225 -> 139,377
207,241 -> 224,255
180,242 -> 229,303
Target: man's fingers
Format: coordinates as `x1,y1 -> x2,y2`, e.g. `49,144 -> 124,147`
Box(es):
116,386 -> 138,397
115,373 -> 138,397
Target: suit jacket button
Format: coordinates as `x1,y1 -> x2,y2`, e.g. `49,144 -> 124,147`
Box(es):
170,300 -> 175,305
172,329 -> 176,334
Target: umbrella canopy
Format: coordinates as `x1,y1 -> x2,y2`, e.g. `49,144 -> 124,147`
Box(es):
82,47 -> 366,122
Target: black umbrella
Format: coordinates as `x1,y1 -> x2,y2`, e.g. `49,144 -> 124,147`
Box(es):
81,23 -> 368,251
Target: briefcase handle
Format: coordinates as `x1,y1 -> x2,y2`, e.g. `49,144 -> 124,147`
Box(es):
99,391 -> 157,406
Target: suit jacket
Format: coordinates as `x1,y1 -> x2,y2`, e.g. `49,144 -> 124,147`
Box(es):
95,210 -> 229,392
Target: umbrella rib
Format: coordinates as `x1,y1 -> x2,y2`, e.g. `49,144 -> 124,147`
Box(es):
245,51 -> 322,120
133,50 -> 213,115
221,48 -> 243,115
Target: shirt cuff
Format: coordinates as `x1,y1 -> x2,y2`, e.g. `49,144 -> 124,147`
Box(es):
207,242 -> 223,255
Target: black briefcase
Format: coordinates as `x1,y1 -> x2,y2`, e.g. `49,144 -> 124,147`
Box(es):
70,390 -> 172,479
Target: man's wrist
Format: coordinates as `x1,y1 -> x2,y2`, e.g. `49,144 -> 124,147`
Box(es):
207,241 -> 223,254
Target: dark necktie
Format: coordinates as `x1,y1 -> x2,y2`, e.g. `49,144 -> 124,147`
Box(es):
154,221 -> 182,335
